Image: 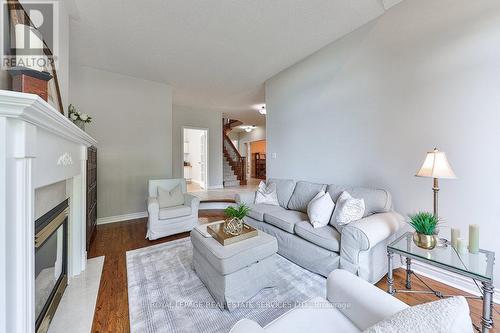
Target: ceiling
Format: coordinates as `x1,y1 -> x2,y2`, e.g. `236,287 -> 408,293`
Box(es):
70,0 -> 399,121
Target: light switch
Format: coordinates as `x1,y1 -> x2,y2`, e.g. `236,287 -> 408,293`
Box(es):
271,152 -> 277,159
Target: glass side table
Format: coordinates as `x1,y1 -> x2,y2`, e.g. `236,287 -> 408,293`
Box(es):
387,232 -> 495,333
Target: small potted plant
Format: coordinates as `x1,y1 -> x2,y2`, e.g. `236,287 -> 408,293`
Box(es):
68,104 -> 92,131
408,212 -> 440,250
223,204 -> 250,236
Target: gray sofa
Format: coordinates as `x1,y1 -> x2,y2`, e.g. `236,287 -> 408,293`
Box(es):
236,179 -> 404,284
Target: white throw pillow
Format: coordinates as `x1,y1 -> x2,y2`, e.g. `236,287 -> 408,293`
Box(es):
254,181 -> 279,206
157,184 -> 184,208
330,191 -> 365,231
307,191 -> 335,228
363,296 -> 473,333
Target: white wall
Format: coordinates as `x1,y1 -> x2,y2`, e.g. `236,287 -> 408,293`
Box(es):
266,0 -> 500,284
173,105 -> 223,189
70,65 -> 173,218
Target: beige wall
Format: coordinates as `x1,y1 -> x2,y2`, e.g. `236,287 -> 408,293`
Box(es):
70,65 -> 173,218
172,105 -> 223,188
266,0 -> 500,284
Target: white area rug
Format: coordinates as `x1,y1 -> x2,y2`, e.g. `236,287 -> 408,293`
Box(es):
127,238 -> 326,333
48,256 -> 104,333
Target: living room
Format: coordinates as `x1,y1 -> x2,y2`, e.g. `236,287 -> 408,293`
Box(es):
1,0 -> 499,333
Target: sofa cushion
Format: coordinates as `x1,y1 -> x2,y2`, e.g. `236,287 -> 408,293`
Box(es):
247,204 -> 285,222
267,178 -> 296,208
287,181 -> 327,213
294,221 -> 340,252
159,205 -> 191,219
326,185 -> 391,218
264,210 -> 309,234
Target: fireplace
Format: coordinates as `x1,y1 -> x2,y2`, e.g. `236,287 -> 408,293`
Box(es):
0,90 -> 97,332
35,199 -> 69,333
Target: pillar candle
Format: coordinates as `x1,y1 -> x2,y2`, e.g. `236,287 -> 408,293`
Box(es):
468,224 -> 479,254
451,228 -> 460,249
456,238 -> 467,255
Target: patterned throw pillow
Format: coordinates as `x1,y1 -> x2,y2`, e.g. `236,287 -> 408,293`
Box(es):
254,181 -> 280,206
330,191 -> 365,231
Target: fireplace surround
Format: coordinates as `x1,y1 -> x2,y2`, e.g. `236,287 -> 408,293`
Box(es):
0,90 -> 97,333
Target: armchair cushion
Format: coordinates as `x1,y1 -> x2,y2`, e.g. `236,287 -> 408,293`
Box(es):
159,205 -> 191,219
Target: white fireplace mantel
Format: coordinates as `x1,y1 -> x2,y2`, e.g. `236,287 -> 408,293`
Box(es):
0,90 -> 97,333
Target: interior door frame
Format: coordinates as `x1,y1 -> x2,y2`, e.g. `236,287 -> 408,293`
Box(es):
182,126 -> 209,189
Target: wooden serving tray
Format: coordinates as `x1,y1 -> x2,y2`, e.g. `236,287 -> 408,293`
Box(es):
207,222 -> 258,246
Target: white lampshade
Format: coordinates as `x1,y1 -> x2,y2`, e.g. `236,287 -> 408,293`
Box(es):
416,148 -> 457,179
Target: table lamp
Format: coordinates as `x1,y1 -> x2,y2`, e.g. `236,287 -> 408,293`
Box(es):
416,148 -> 456,218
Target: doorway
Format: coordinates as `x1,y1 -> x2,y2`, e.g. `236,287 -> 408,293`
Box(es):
183,127 -> 209,191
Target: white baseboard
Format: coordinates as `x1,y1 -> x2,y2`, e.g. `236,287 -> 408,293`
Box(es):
207,185 -> 223,190
411,261 -> 500,304
97,211 -> 148,225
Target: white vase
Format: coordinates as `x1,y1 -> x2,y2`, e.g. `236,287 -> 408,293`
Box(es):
74,119 -> 85,131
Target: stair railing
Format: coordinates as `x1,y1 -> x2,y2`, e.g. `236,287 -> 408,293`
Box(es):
223,133 -> 247,185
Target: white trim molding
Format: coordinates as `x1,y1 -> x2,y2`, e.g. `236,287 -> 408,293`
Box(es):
0,90 -> 97,333
412,261 -> 500,304
97,211 -> 148,225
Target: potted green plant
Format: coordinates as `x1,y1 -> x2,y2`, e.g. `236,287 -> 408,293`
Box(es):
223,204 -> 250,236
408,212 -> 440,249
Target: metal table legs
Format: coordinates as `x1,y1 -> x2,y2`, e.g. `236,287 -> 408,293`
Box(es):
386,249 -> 495,333
405,257 -> 412,289
481,282 -> 494,333
387,252 -> 394,295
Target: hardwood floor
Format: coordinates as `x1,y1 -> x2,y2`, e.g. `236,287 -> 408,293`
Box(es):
89,211 -> 499,332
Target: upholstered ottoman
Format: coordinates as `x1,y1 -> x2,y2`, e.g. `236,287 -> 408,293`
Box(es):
190,226 -> 278,311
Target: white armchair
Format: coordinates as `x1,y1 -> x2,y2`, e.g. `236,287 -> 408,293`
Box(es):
230,269 -> 473,333
146,179 -> 200,240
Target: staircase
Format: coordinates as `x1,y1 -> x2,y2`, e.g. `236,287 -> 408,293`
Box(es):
222,120 -> 247,187
223,157 -> 240,187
